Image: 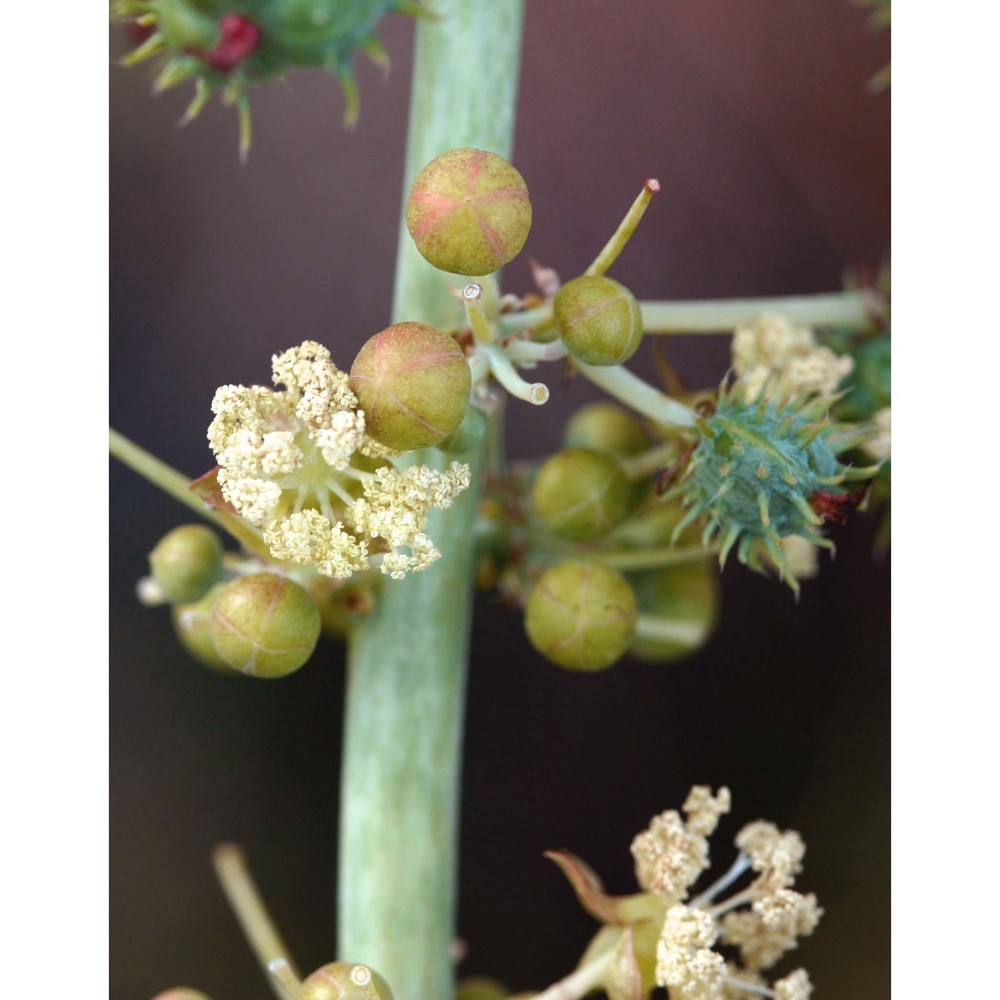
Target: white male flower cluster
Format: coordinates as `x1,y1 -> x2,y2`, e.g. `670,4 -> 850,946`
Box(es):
632,789 -> 820,1000
631,786 -> 731,903
208,341 -> 470,580
732,313 -> 853,403
863,407 -> 891,462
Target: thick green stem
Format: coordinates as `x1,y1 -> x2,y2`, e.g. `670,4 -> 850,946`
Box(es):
338,5 -> 525,1000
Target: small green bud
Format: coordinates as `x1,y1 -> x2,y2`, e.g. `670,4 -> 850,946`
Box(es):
151,991 -> 212,1000
171,584 -> 240,674
405,147 -> 532,276
627,561 -> 720,663
299,962 -> 393,1000
563,401 -> 650,457
350,322 -> 471,451
148,524 -> 223,604
311,578 -> 378,640
532,448 -> 633,542
210,573 -> 320,678
525,561 -> 637,672
554,275 -> 643,366
458,977 -> 509,1000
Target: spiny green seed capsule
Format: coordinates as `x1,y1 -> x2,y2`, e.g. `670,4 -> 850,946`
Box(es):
299,962 -> 393,1000
563,401 -> 650,457
349,322 -> 471,450
532,448 -> 633,542
525,561 -> 637,672
119,1 -> 422,151
210,572 -> 320,678
405,147 -> 532,276
672,380 -> 868,583
554,275 -> 643,366
172,584 -> 241,674
148,523 -> 224,603
627,561 -> 720,663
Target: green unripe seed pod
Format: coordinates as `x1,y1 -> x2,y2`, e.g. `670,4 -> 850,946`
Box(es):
532,448 -> 633,542
554,275 -> 643,366
627,561 -> 720,664
563,401 -> 650,457
299,962 -> 393,1000
151,991 -> 212,1000
210,573 -> 320,678
172,584 -> 240,674
349,322 -> 471,451
457,977 -> 509,1000
525,561 -> 637,672
405,147 -> 532,276
148,524 -> 223,604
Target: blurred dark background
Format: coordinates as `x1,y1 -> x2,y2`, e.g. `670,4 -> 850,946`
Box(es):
110,2 -> 890,998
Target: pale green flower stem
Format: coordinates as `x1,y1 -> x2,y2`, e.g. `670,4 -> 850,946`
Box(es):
497,289 -> 873,336
338,5 -> 525,1000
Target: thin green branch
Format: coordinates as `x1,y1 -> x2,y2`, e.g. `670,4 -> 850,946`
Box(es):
109,427 -> 270,559
640,291 -> 872,332
212,844 -> 300,1000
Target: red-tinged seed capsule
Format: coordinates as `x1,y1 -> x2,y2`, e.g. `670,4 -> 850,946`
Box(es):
149,523 -> 224,604
554,275 -> 643,366
210,573 -> 320,678
299,962 -> 394,1000
406,147 -> 532,276
349,322 -> 471,450
524,561 -> 638,672
532,448 -> 634,542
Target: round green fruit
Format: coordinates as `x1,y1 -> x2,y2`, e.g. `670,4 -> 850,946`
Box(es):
149,523 -> 223,604
627,561 -> 720,663
554,275 -> 643,366
563,401 -> 649,457
350,322 -> 471,450
210,573 -> 320,678
172,584 -> 240,674
532,448 -> 633,542
299,962 -> 393,1000
525,561 -> 637,672
405,147 -> 532,276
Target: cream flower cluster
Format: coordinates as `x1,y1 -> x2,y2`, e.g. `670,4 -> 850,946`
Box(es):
732,313 -> 854,403
635,788 -> 820,1000
208,341 -> 470,580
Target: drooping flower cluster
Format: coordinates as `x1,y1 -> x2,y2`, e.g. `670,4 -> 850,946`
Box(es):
208,341 -> 470,580
545,787 -> 820,1000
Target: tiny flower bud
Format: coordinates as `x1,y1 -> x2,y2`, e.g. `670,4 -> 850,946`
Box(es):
299,961 -> 393,1000
554,275 -> 643,366
532,448 -> 634,542
210,573 -> 321,678
406,147 -> 532,276
525,561 -> 638,672
350,322 -> 471,450
148,524 -> 224,604
563,401 -> 650,457
172,584 -> 241,674
627,561 -> 720,663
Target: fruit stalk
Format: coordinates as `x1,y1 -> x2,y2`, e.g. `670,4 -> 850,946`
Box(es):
337,4 -> 525,1000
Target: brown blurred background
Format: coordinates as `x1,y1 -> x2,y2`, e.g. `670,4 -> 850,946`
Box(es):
110,2 -> 890,998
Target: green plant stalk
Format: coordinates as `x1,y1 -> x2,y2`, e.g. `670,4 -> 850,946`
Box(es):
639,291 -> 872,332
338,5 -> 525,1000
